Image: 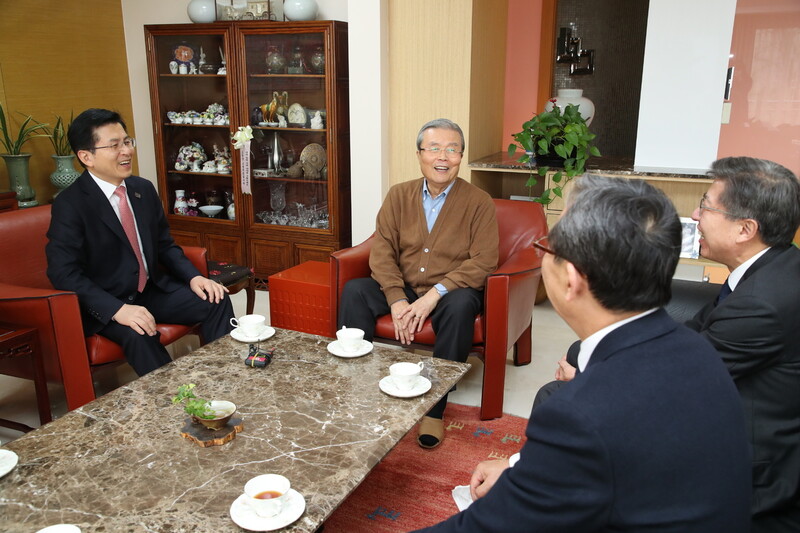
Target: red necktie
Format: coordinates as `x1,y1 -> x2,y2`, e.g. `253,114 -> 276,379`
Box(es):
114,185 -> 147,292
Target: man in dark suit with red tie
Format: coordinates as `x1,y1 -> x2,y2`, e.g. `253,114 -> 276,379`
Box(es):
46,108 -> 234,376
685,156 -> 800,532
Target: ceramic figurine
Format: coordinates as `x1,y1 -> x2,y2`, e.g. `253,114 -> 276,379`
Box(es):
278,115 -> 287,128
310,111 -> 323,130
202,161 -> 217,173
189,62 -> 198,75
169,61 -> 179,74
179,63 -> 188,75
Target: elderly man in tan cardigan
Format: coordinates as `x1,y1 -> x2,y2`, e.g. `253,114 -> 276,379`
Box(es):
339,118 -> 499,449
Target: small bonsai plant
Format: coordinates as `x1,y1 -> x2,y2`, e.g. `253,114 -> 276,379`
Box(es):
172,383 -> 214,419
0,103 -> 49,155
508,101 -> 600,205
43,113 -> 74,156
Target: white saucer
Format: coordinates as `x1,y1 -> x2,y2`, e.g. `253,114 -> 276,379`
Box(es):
231,326 -> 276,343
35,526 -> 81,533
0,449 -> 18,478
379,375 -> 432,398
230,489 -> 305,531
327,339 -> 373,358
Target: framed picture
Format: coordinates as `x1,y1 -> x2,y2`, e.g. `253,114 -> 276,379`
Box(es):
680,217 -> 700,259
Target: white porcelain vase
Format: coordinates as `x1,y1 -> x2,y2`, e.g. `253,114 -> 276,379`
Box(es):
283,0 -> 318,21
187,0 -> 216,23
545,88 -> 595,126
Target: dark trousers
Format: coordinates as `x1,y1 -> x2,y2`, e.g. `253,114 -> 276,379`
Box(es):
339,277 -> 482,418
98,282 -> 235,376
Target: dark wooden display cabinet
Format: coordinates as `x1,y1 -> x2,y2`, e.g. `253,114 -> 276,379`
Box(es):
145,21 -> 350,282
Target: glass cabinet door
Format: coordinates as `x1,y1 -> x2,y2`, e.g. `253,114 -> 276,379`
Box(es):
150,31 -> 236,222
241,30 -> 330,231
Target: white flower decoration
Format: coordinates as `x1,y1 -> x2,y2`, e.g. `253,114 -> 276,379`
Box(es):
232,126 -> 253,150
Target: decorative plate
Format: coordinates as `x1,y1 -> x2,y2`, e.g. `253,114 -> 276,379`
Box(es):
299,143 -> 326,180
173,43 -> 198,65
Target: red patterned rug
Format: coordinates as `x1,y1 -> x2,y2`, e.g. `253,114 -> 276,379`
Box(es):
323,403 -> 529,532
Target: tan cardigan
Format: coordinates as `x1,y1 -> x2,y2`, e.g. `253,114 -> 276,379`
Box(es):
369,177 -> 499,305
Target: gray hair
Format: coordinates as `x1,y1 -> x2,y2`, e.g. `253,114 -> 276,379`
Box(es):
416,118 -> 465,151
550,174 -> 682,312
709,157 -> 800,247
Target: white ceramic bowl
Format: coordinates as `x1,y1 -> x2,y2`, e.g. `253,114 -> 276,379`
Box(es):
199,205 -> 223,217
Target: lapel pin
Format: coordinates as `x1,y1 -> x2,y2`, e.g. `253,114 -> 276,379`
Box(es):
134,192 -> 142,198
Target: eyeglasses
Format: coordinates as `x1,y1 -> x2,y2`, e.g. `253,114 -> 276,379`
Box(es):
698,195 -> 740,218
533,235 -> 555,257
419,146 -> 463,158
92,138 -> 136,152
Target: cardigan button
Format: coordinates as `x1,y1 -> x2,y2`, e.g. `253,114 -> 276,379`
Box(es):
420,267 -> 425,272
424,248 -> 429,253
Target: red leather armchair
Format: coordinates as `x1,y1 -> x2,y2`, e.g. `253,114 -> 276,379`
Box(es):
330,199 -> 548,420
0,205 -> 205,412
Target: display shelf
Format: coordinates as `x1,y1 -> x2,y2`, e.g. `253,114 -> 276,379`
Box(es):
145,21 -> 350,277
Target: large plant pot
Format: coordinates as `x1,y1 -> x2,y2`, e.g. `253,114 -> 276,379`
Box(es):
50,154 -> 81,198
1,153 -> 38,208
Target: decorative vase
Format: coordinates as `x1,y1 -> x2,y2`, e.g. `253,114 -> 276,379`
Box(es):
266,46 -> 287,74
1,153 -> 37,208
227,202 -> 236,221
310,46 -> 325,74
49,155 -> 81,198
269,181 -> 286,213
174,189 -> 188,215
187,0 -> 216,23
545,88 -> 595,126
283,0 -> 318,21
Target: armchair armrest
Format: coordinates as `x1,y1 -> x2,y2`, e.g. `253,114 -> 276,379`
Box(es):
0,282 -> 95,410
484,247 -> 542,352
329,235 -> 375,336
181,246 -> 208,277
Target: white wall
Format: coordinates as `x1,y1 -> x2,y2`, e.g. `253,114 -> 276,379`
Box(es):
635,0 -> 737,174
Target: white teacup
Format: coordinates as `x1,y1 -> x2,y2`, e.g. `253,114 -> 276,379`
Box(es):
389,361 -> 424,391
230,314 -> 266,337
336,326 -> 365,352
243,474 -> 291,518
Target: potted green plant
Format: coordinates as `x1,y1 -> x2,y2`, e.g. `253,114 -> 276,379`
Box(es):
43,113 -> 81,197
172,383 -> 236,430
508,101 -> 600,205
0,103 -> 49,207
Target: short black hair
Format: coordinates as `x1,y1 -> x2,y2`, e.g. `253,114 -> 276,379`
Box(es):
549,175 -> 682,312
709,157 -> 800,247
68,108 -> 128,168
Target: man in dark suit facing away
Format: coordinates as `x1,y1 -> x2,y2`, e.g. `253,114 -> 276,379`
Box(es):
46,108 -> 234,375
415,175 -> 750,533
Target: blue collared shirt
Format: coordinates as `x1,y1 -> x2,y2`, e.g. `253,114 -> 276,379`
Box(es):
422,179 -> 456,297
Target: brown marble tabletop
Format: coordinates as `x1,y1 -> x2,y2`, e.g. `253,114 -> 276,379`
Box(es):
0,329 -> 470,532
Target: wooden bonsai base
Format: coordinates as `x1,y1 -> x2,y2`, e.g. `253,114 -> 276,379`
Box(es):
180,417 -> 244,447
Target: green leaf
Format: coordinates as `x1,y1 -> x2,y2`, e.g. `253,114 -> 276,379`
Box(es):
537,139 -> 549,152
590,146 -> 601,157
553,144 -> 568,159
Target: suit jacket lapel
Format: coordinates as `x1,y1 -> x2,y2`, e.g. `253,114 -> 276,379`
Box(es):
738,246 -> 786,286
78,172 -> 129,246
585,309 -> 677,369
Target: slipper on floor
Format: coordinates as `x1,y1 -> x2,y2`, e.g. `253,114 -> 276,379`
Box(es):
417,416 -> 444,449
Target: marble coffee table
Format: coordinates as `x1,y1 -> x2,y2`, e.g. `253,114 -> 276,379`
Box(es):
0,328 -> 470,532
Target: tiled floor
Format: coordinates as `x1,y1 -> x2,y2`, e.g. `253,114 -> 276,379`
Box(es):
0,291 -> 576,445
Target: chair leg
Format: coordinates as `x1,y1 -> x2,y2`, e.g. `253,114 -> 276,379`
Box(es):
480,349 -> 505,420
513,322 -> 532,366
245,277 -> 256,315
